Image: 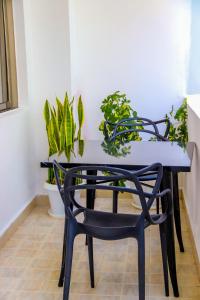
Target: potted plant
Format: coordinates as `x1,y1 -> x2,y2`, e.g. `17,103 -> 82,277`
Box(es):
99,91 -> 142,188
99,91 -> 142,142
43,93 -> 84,217
165,98 -> 188,145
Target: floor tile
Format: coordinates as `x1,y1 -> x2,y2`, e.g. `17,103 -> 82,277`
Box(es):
0,197 -> 199,299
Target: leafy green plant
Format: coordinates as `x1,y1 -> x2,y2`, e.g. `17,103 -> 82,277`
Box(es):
101,139 -> 131,158
99,91 -> 142,142
43,93 -> 84,184
101,139 -> 131,187
99,91 -> 142,187
166,98 -> 188,146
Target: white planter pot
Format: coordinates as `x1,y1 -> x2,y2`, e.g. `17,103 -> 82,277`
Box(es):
44,182 -> 64,218
44,182 -> 80,218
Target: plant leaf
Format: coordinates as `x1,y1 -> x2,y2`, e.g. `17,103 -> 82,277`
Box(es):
65,145 -> 72,161
50,108 -> 60,151
59,120 -> 65,154
56,97 -> 63,129
43,100 -> 50,128
78,139 -> 84,156
64,101 -> 73,147
47,120 -> 58,156
78,95 -> 84,139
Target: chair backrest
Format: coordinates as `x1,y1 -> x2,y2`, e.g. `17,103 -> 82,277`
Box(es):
53,161 -> 171,225
105,117 -> 170,142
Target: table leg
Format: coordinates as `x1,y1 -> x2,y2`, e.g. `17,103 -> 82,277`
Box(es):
162,170 -> 179,297
173,171 -> 184,252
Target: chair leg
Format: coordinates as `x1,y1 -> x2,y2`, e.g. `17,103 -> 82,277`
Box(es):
58,236 -> 66,287
87,236 -> 95,288
156,197 -> 160,214
162,171 -> 179,297
113,190 -> 119,213
159,222 -> 169,296
173,172 -> 184,252
58,218 -> 68,287
166,213 -> 179,297
137,230 -> 145,300
63,227 -> 75,300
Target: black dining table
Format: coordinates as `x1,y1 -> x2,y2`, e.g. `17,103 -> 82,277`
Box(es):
41,139 -> 195,297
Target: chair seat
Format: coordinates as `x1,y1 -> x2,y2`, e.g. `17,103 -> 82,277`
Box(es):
80,209 -> 140,239
84,209 -> 139,227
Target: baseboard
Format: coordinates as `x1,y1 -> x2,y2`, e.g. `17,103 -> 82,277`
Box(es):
180,189 -> 200,280
0,197 -> 36,249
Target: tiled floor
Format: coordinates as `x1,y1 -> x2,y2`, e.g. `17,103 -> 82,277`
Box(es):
0,196 -> 199,300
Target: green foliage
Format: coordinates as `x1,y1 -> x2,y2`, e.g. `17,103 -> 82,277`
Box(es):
101,139 -> 131,187
43,93 -> 84,184
166,98 -> 188,146
78,96 -> 84,140
99,91 -> 142,142
99,91 -> 142,187
101,139 -> 131,158
78,139 -> 85,157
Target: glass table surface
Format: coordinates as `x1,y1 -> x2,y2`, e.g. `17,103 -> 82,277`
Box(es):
40,140 -> 195,172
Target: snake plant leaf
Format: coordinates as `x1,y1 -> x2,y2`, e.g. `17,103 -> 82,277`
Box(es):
64,92 -> 69,108
78,139 -> 84,156
64,101 -> 73,147
70,96 -> 75,106
50,108 -> 60,151
73,123 -> 77,141
56,97 -> 63,129
43,100 -> 50,129
47,168 -> 55,184
59,119 -> 65,154
47,120 -> 58,157
53,106 -> 56,116
78,95 -> 84,139
65,145 -> 72,162
71,107 -> 75,143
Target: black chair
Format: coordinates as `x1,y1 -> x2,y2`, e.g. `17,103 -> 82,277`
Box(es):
53,161 -> 171,300
105,117 -> 168,215
106,116 -> 184,252
104,116 -> 170,142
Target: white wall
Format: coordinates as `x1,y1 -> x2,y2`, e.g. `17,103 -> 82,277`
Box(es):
23,0 -> 71,193
187,0 -> 200,93
0,0 -> 35,235
22,0 -> 192,194
69,0 -> 191,139
0,0 -> 194,234
184,96 -> 200,260
0,0 -> 72,234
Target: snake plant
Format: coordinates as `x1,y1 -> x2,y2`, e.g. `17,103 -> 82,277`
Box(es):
43,93 -> 84,184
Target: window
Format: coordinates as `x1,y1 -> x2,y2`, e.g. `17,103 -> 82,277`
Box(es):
0,0 -> 17,112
